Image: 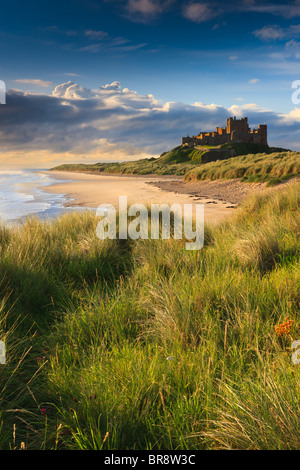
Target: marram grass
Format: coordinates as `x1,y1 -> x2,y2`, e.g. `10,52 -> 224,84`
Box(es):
185,151 -> 300,185
0,183 -> 299,449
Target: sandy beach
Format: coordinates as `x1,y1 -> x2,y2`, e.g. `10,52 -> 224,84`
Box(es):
40,171 -> 240,224
39,171 -> 299,224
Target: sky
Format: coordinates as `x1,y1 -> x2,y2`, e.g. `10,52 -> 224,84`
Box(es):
1,0 -> 300,168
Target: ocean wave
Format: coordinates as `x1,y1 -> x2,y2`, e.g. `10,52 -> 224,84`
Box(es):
0,170 -> 70,222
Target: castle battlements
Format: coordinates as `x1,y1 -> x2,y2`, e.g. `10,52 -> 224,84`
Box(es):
182,117 -> 268,147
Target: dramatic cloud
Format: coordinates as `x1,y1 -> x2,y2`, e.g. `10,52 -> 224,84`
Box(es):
52,81 -> 94,99
0,80 -> 299,168
100,81 -> 122,91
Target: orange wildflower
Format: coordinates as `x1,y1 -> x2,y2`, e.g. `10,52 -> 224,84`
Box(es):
275,317 -> 294,337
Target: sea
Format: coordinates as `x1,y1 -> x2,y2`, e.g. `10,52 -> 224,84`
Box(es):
0,169 -> 84,225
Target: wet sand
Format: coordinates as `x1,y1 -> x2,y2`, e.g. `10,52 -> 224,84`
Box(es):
151,175 -> 300,204
148,178 -> 267,205
39,171 -> 239,224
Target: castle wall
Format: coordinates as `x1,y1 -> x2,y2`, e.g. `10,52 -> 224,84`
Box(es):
182,117 -> 268,147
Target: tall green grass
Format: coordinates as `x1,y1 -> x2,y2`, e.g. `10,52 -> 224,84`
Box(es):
185,151 -> 300,185
0,183 -> 299,449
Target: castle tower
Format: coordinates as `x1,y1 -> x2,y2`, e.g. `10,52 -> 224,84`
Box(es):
226,116 -> 249,136
258,125 -> 268,145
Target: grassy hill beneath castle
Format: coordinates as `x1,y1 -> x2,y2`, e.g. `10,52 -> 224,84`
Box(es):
159,142 -> 278,164
51,142 -> 298,184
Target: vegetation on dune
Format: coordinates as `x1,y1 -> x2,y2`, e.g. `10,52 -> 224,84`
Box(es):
0,183 -> 299,449
50,145 -> 204,175
50,151 -> 196,176
185,151 -> 300,186
50,144 -> 294,183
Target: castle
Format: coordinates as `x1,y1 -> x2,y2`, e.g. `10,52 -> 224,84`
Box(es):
181,117 -> 267,147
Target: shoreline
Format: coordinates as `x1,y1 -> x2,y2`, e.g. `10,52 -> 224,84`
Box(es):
39,171 -> 240,224
39,171 -> 299,224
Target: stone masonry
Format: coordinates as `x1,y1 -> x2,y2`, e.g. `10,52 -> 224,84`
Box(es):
182,117 -> 268,147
